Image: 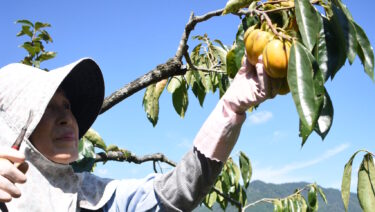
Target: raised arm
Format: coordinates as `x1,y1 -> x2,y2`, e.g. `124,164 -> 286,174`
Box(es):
153,56 -> 277,211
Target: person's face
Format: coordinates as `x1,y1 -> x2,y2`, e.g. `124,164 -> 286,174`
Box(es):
30,89 -> 79,164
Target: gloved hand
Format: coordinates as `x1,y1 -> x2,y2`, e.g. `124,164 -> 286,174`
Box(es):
193,55 -> 278,162
221,55 -> 277,114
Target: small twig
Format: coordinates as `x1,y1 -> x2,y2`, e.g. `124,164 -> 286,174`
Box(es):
153,161 -> 158,173
262,6 -> 295,13
175,9 -> 224,61
95,151 -> 177,167
236,9 -> 292,41
242,198 -> 274,211
183,51 -> 225,73
211,186 -> 242,209
256,0 -> 288,9
242,186 -> 309,211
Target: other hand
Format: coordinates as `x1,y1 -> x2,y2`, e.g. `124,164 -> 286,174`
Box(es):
0,147 -> 27,202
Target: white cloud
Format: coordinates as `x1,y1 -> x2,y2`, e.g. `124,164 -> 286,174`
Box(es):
252,143 -> 350,184
248,111 -> 273,125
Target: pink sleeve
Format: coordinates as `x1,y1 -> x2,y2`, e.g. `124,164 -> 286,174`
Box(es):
193,100 -> 246,162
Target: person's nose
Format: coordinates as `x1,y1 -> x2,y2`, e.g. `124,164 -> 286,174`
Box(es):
57,108 -> 75,126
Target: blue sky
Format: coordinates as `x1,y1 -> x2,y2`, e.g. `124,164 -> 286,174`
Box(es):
1,0 -> 374,193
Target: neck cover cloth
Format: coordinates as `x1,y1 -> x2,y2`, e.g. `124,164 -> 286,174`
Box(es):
0,59 -> 119,211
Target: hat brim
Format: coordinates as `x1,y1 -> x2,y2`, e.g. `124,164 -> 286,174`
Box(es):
59,59 -> 104,138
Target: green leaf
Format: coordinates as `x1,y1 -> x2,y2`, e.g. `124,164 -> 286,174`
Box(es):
215,180 -> 224,202
191,75 -> 206,106
367,154 -> 375,195
84,128 -> 107,151
38,30 -> 53,43
316,16 -> 346,81
34,22 -> 51,31
214,39 -> 229,52
222,0 -> 253,15
239,151 -> 252,188
314,89 -> 333,140
200,71 -> 212,92
288,41 -> 323,144
296,194 -> 308,212
357,154 -> 375,212
294,0 -> 321,51
143,79 -> 167,126
353,22 -> 374,81
218,74 -> 230,98
332,5 -> 357,65
308,186 -> 318,211
20,42 -> 36,57
332,0 -> 353,21
32,60 -> 41,68
190,44 -> 202,64
328,4 -> 353,79
341,150 -> 362,211
206,190 -> 217,208
106,144 -> 119,152
231,161 -> 241,186
168,76 -> 188,118
331,2 -> 357,64
239,186 -> 247,206
273,199 -> 283,212
184,70 -> 193,86
210,45 -> 227,70
226,17 -> 249,78
39,52 -> 57,62
17,25 -> 33,38
21,56 -> 33,66
71,137 -> 96,172
16,19 -> 34,27
317,186 -> 328,204
226,47 -> 241,78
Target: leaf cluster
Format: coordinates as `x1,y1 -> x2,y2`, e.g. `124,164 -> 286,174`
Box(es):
341,150 -> 375,212
71,128 -> 131,172
202,151 -> 252,209
221,0 -> 374,146
16,19 -> 56,69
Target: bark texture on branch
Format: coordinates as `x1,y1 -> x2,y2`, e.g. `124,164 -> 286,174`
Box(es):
95,151 -> 177,167
100,58 -> 184,114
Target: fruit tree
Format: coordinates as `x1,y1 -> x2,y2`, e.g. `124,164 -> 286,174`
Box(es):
11,0 -> 375,211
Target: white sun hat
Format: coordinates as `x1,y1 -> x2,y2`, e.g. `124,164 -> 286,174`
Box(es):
0,58 -> 119,212
0,58 -> 105,142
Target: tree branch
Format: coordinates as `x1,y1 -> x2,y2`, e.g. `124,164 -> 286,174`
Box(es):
100,58 -> 184,114
100,8 -> 227,114
211,186 -> 242,210
176,9 -> 224,61
95,151 -> 177,167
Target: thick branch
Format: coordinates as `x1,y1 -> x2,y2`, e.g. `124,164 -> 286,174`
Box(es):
95,151 -> 177,167
101,9 -> 227,114
100,58 -> 184,114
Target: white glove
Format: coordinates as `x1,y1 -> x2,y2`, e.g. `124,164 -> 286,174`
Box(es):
193,56 -> 276,162
221,56 -> 275,114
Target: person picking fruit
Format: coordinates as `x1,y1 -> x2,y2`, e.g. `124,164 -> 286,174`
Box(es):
0,54 -> 278,211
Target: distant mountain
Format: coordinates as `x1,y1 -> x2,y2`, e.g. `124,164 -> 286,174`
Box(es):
194,180 -> 361,212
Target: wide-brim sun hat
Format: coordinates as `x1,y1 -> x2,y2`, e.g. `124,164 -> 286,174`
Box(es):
0,58 -> 104,141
